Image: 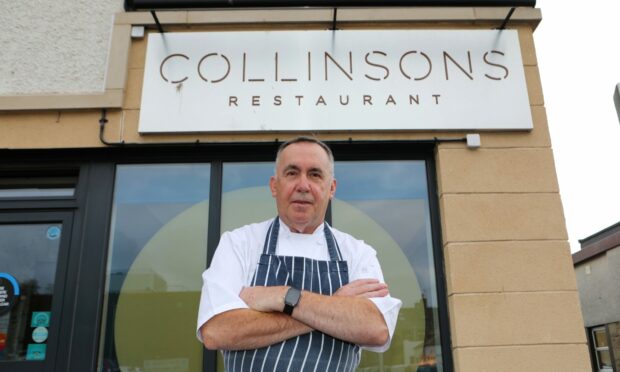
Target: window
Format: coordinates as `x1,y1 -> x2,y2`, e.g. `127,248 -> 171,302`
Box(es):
97,143 -> 451,371
0,170 -> 77,199
592,327 -> 613,371
333,160 -> 444,371
99,164 -> 211,372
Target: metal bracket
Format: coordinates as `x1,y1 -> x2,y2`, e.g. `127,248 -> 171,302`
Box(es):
331,8 -> 338,31
497,7 -> 516,30
150,10 -> 165,33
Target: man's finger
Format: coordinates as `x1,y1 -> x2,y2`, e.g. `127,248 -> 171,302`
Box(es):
356,288 -> 389,298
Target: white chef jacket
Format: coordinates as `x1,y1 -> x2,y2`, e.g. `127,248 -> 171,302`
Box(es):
196,218 -> 402,352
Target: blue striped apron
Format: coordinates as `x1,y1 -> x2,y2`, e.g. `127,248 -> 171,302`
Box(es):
223,218 -> 361,372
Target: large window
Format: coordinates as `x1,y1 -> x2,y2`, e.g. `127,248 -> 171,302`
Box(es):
99,164 -> 211,372
333,161 -> 444,371
98,144 -> 449,371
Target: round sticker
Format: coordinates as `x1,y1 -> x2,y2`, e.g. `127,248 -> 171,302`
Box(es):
46,226 -> 61,240
0,273 -> 20,316
32,327 -> 48,343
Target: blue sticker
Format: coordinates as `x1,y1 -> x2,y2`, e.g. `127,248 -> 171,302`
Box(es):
26,343 -> 46,360
46,226 -> 61,240
31,312 -> 51,328
0,273 -> 20,316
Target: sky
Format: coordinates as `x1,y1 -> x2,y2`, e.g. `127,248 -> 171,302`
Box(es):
534,1 -> 620,252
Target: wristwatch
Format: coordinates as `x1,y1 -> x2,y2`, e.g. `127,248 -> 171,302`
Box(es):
283,287 -> 301,315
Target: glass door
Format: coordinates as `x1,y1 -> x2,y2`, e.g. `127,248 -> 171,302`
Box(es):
0,212 -> 73,372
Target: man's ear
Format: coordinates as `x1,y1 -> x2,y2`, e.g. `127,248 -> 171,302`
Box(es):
269,176 -> 277,197
329,179 -> 337,199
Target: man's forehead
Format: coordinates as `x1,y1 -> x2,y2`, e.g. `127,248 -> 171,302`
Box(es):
278,144 -> 331,170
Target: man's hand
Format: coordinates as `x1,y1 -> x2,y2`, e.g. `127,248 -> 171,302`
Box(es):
334,279 -> 389,298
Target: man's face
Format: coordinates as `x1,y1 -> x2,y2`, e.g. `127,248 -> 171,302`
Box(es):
270,142 -> 336,234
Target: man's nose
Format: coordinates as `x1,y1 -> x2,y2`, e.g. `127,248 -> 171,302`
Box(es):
295,174 -> 311,192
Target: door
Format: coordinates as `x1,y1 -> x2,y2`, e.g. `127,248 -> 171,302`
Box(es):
0,211 -> 73,372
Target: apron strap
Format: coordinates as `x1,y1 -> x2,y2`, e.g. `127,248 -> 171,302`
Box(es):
323,222 -> 344,261
262,217 -> 280,255
263,217 -> 344,262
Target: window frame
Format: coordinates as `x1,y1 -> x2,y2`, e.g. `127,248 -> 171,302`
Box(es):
591,326 -> 613,372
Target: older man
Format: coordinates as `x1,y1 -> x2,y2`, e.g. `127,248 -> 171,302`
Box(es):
197,137 -> 401,371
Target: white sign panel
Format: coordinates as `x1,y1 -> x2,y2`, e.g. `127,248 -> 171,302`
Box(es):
139,30 -> 532,133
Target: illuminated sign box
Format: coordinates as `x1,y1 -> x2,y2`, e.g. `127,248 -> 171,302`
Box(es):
139,30 -> 532,133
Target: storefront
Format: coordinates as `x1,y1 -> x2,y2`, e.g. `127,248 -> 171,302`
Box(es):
0,2 -> 592,371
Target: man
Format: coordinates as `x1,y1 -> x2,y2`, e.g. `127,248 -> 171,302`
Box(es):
197,137 -> 402,371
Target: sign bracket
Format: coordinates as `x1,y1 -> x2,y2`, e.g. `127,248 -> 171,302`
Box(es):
331,8 -> 338,30
497,7 -> 516,30
150,10 -> 165,33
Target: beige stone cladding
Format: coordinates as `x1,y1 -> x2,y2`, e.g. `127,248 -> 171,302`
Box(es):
0,7 -> 592,371
436,27 -> 590,371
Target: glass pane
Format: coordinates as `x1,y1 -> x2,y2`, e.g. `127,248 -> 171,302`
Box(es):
0,188 -> 74,198
0,223 -> 62,362
221,162 -> 276,233
99,164 -> 210,372
594,328 -> 609,347
332,161 -> 444,371
608,322 -> 620,371
597,350 -> 612,369
217,162 -> 275,371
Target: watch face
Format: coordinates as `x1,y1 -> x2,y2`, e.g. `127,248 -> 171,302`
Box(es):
285,287 -> 301,306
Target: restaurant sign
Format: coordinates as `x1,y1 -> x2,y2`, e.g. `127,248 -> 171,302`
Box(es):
139,30 -> 532,132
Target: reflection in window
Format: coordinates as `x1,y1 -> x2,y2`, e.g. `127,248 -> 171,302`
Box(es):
0,188 -> 74,198
0,223 -> 62,362
99,164 -> 210,372
332,161 -> 444,371
221,162 -> 275,233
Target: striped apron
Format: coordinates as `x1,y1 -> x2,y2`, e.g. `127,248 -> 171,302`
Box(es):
223,218 -> 361,372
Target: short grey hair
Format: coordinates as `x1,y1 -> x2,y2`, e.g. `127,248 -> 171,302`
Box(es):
274,136 -> 335,177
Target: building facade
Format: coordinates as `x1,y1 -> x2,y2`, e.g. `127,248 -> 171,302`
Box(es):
0,1 -> 592,371
574,222 -> 620,372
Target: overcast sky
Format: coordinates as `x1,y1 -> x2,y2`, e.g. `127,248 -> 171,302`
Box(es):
534,1 -> 620,252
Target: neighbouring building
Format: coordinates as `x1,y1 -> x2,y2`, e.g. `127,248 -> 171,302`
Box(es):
574,222 -> 620,372
0,1 -> 592,370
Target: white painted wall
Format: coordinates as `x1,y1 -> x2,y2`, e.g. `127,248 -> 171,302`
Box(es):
0,0 -> 124,95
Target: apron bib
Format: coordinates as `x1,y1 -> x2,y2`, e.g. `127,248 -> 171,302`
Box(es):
223,218 -> 361,372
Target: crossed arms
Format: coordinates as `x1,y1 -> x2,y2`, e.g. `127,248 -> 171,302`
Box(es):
200,279 -> 390,351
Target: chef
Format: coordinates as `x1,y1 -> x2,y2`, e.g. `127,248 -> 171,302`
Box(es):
197,136 -> 402,371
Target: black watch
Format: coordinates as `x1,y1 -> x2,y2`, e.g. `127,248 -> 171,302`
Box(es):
283,287 -> 301,315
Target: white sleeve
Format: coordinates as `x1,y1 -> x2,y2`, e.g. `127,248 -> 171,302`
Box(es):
196,231 -> 251,342
350,244 -> 402,353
